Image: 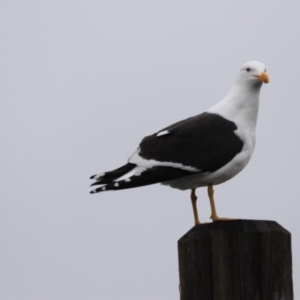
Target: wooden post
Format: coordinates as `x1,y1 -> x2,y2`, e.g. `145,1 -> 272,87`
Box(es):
178,220 -> 293,300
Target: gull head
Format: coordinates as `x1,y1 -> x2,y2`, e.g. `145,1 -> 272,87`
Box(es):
235,61 -> 269,88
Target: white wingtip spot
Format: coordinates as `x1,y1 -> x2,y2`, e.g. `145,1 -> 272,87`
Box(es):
156,130 -> 169,137
102,186 -> 106,191
114,183 -> 119,187
125,178 -> 131,182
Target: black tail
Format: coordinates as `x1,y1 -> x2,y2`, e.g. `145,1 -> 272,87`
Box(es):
90,166 -> 197,194
90,163 -> 136,184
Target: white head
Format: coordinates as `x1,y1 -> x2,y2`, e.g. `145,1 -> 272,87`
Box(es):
235,61 -> 269,88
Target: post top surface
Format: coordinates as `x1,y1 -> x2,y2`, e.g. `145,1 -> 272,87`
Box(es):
179,219 -> 290,241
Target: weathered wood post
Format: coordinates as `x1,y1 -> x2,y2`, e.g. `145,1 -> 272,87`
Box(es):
178,220 -> 293,300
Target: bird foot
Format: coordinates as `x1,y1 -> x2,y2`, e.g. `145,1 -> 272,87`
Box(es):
210,215 -> 237,222
195,221 -> 209,226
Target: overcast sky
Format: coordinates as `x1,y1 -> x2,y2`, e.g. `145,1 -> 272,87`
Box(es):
1,1 -> 300,299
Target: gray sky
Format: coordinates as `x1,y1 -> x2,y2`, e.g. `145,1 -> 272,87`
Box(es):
1,1 -> 299,299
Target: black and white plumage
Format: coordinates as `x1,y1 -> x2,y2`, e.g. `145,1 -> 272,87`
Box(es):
90,61 -> 269,224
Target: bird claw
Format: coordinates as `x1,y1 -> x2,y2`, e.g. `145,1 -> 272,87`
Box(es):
210,215 -> 237,222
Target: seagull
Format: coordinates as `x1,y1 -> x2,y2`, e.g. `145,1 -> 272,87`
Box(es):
90,61 -> 269,225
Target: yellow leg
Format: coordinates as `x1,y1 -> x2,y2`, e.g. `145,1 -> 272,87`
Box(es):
191,188 -> 201,225
208,184 -> 235,222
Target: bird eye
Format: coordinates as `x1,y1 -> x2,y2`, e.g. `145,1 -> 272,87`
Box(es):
246,68 -> 251,72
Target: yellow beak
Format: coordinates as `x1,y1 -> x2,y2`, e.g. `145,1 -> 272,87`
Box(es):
255,72 -> 269,84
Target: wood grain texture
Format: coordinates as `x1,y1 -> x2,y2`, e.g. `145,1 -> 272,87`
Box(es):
178,220 -> 293,300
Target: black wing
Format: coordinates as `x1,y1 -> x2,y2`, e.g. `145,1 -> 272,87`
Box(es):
90,166 -> 195,193
139,112 -> 244,173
